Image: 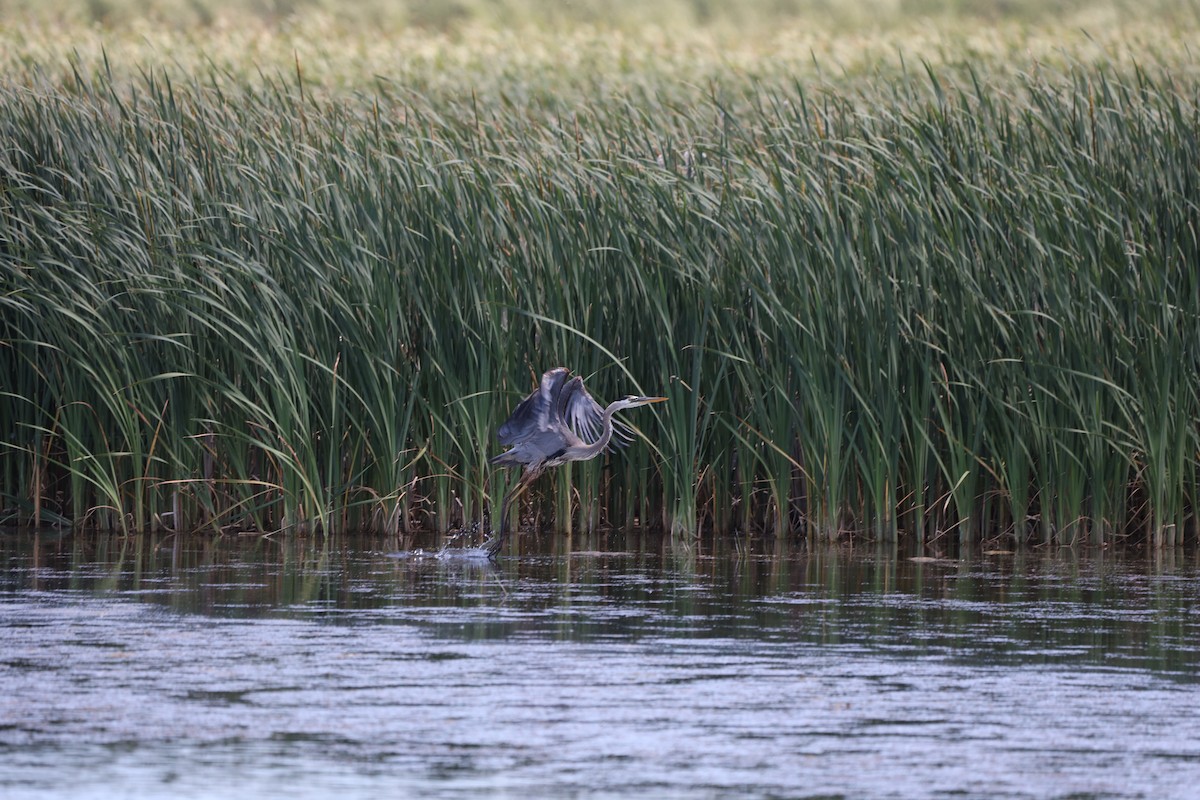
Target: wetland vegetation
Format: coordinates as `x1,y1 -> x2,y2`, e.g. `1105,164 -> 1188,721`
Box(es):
2,1 -> 1199,546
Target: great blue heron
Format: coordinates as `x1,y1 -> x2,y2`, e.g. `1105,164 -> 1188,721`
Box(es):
485,367 -> 666,556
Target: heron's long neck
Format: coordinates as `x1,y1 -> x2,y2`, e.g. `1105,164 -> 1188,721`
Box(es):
573,401 -> 623,461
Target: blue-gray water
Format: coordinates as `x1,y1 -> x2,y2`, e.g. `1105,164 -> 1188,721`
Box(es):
2,531 -> 1199,799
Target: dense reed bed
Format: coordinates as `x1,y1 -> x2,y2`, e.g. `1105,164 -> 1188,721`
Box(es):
2,15 -> 1199,546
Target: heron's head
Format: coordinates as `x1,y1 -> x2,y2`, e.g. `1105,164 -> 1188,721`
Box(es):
619,395 -> 668,409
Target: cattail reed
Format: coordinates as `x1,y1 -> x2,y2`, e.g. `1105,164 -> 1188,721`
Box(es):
2,12 -> 1199,546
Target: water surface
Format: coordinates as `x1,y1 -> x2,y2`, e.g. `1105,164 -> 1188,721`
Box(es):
2,531 -> 1199,799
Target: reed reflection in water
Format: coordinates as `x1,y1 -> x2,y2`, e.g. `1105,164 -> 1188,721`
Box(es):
2,531 -> 1199,799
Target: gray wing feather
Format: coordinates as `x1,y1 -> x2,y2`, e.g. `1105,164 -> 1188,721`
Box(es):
498,368 -> 570,445
499,368 -> 633,454
559,376 -> 633,452
558,377 -> 602,441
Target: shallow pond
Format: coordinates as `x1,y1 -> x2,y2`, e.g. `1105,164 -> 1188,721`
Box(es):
2,531 -> 1199,799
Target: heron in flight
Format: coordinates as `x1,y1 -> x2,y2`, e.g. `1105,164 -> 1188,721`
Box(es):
485,367 -> 666,556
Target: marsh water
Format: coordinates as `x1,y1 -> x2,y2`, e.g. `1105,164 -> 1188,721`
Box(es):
2,531 -> 1199,799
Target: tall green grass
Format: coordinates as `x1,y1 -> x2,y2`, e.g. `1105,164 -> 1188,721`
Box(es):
2,22 -> 1199,546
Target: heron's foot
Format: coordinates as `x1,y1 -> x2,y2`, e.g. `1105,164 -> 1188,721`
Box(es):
484,535 -> 504,559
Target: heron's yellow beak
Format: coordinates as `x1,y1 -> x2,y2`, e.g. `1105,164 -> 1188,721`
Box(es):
636,396 -> 668,405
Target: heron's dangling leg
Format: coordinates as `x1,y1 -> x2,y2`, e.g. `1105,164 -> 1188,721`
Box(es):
486,467 -> 540,557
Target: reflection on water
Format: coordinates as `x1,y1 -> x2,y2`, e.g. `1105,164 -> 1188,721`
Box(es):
2,530 -> 1199,799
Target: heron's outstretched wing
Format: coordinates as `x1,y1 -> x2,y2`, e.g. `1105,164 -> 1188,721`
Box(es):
497,367 -> 571,445
558,375 -> 634,452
